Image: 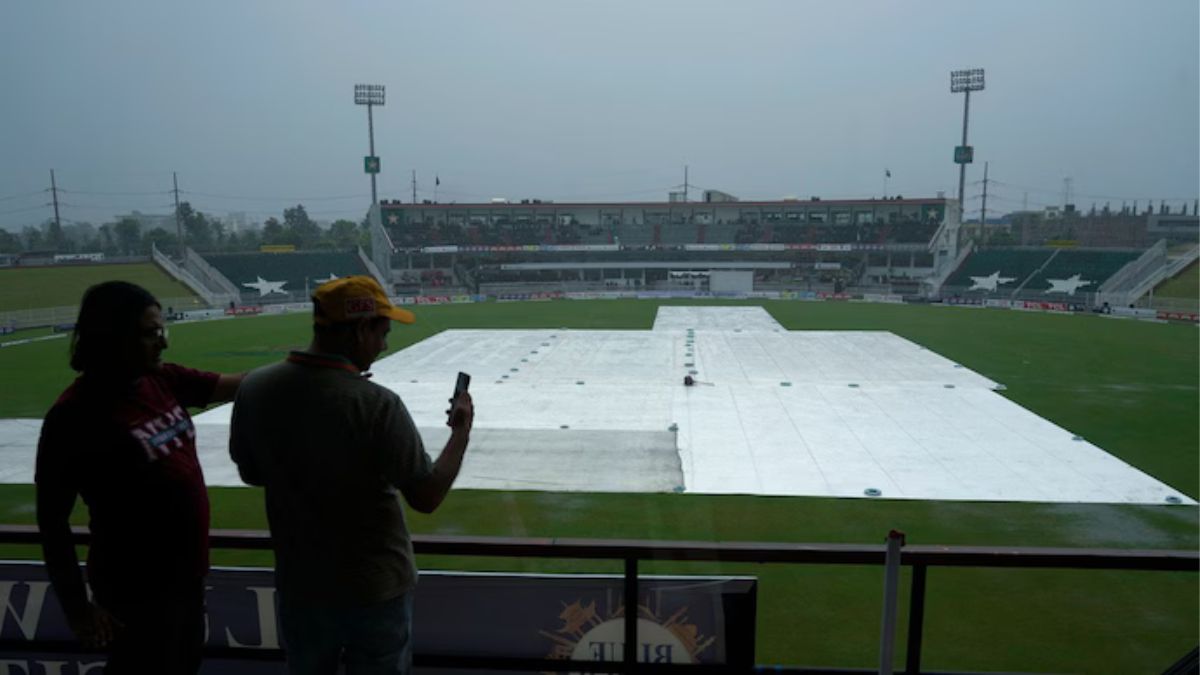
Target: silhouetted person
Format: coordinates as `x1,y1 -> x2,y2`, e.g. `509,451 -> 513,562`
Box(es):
230,276 -> 473,675
37,281 -> 243,674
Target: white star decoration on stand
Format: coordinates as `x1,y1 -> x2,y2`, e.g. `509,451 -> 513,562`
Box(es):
1045,274 -> 1093,295
242,276 -> 288,296
967,271 -> 1016,292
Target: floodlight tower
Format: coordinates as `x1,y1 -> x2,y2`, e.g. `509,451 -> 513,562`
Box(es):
354,84 -> 386,206
950,68 -> 985,225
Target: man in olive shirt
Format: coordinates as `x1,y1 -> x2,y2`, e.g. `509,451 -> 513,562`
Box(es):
230,276 -> 473,675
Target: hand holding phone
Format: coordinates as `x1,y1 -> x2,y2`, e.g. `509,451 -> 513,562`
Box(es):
446,372 -> 472,429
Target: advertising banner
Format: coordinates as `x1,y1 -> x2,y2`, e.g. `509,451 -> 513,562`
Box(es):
1020,301 -> 1070,312
433,245 -> 620,254
53,253 -> 105,263
259,303 -> 309,316
1156,310 -> 1200,323
392,295 -> 485,306
224,306 -> 262,317
1110,307 -> 1159,319
541,244 -> 620,252
495,291 -> 564,303
182,309 -> 230,320
861,294 -> 904,304
0,563 -> 756,674
943,297 -> 984,306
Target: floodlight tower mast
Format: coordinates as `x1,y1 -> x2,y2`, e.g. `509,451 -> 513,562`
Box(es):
354,84 -> 386,206
950,68 -> 985,226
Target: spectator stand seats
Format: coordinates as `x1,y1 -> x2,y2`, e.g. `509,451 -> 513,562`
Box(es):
1021,249 -> 1141,295
203,250 -> 370,303
942,249 -> 1055,295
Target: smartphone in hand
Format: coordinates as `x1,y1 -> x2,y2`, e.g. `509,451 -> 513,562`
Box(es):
447,372 -> 470,426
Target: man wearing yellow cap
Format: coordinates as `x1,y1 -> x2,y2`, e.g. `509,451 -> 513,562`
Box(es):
229,275 -> 473,675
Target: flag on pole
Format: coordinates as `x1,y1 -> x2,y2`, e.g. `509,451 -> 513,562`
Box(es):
435,175 -> 440,186
885,169 -> 891,178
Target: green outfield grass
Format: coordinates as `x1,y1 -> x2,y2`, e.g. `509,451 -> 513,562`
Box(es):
0,300 -> 1196,672
0,263 -> 201,312
1155,260 -> 1198,303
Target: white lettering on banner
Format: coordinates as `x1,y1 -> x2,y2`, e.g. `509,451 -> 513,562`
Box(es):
571,618 -> 690,663
223,587 -> 280,650
53,253 -> 105,263
0,581 -> 50,640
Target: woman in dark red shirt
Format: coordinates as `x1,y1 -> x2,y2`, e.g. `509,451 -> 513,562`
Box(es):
36,281 -> 242,674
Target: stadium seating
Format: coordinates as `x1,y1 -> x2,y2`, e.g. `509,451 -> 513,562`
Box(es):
892,220 -> 940,243
203,250 -> 370,301
943,249 -> 1055,290
1022,250 -> 1139,294
385,215 -> 943,251
659,223 -> 699,246
613,223 -> 654,248
704,223 -> 738,244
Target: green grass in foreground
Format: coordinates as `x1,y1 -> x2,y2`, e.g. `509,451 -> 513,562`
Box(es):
0,263 -> 201,312
0,300 -> 1196,672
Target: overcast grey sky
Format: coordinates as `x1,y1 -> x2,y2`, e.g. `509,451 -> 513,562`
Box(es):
1,0 -> 1197,228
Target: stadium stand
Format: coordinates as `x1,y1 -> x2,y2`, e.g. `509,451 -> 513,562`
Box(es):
942,249 -> 1055,290
202,250 -> 371,302
385,206 -> 946,251
704,222 -> 738,244
1022,250 -> 1140,294
613,223 -> 654,248
659,223 -> 698,246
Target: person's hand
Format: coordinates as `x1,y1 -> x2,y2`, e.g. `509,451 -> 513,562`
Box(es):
446,392 -> 474,431
67,602 -> 124,648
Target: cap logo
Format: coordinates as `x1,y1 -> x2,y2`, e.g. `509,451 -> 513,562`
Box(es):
344,296 -> 377,318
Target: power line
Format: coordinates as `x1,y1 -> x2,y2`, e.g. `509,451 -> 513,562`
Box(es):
179,190 -> 371,202
0,204 -> 49,216
0,189 -> 47,202
59,188 -> 171,197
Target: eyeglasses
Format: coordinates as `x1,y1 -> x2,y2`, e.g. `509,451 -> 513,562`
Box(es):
140,326 -> 169,340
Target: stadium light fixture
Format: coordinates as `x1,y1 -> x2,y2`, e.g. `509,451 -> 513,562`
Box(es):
950,68 -> 985,93
354,84 -> 386,106
353,84 -> 386,207
950,68 -> 985,231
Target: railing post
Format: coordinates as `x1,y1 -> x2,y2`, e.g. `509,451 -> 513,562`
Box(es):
879,530 -> 906,675
905,564 -> 927,675
624,556 -> 638,672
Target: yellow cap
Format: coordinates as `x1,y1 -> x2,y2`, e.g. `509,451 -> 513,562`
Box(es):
311,275 -> 415,325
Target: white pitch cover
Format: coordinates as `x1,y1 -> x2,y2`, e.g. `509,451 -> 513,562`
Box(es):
1,307 -> 1192,504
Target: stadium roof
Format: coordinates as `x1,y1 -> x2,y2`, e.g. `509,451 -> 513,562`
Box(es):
380,197 -> 949,210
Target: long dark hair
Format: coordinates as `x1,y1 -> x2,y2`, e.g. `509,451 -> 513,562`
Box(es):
70,281 -> 160,373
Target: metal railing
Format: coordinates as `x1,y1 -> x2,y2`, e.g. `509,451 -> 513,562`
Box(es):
0,524 -> 1195,674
